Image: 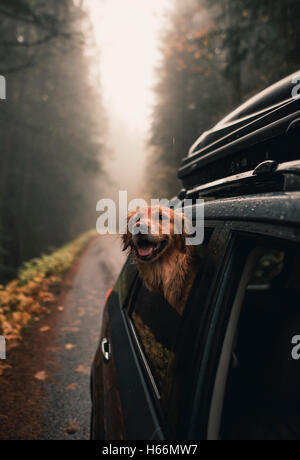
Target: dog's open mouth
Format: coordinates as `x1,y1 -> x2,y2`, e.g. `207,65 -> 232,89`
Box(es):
135,239 -> 168,261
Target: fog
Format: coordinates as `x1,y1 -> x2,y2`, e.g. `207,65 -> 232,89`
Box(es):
88,0 -> 171,200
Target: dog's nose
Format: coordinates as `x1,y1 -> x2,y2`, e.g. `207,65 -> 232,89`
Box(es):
133,222 -> 148,234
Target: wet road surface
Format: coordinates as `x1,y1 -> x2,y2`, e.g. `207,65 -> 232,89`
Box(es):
40,235 -> 125,440
0,235 -> 125,440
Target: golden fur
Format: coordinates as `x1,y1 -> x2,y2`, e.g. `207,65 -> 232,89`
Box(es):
122,206 -> 197,314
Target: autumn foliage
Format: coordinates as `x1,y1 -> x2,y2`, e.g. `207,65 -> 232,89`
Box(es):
0,230 -> 97,351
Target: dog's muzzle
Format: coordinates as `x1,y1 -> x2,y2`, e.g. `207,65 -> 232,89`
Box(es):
133,233 -> 168,261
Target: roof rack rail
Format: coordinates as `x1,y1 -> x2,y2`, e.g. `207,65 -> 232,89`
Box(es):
181,160 -> 300,200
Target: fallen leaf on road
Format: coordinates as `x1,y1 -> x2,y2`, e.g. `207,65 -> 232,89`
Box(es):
0,364 -> 12,376
40,326 -> 50,332
65,343 -> 76,350
75,364 -> 90,375
47,346 -> 61,353
57,306 -> 64,311
6,341 -> 19,351
62,419 -> 79,435
34,370 -> 47,381
39,292 -> 56,303
66,383 -> 79,391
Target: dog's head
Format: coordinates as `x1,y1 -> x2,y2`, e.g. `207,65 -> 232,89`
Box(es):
122,206 -> 191,263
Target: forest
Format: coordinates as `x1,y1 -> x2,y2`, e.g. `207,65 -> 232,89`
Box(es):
0,0 -> 105,282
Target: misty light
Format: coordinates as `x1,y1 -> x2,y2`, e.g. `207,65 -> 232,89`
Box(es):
86,0 -> 171,197
89,0 -> 171,132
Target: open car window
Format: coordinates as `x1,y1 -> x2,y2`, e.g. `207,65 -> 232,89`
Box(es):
127,227 -> 215,435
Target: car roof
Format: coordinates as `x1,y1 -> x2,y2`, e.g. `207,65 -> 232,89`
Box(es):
201,191 -> 300,226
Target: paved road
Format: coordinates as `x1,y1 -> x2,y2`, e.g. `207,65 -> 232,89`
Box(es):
40,235 -> 125,440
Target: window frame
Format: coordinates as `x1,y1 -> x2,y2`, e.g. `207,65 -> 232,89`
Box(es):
189,219 -> 300,440
122,221 -> 227,438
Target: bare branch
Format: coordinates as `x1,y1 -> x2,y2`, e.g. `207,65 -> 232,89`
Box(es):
0,34 -> 57,47
0,1 -> 69,35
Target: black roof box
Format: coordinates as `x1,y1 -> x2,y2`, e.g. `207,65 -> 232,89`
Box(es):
178,71 -> 300,190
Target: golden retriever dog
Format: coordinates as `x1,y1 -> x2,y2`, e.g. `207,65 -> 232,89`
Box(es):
122,206 -> 198,315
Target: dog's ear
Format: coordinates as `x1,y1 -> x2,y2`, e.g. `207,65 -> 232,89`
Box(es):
121,210 -> 136,251
121,232 -> 131,251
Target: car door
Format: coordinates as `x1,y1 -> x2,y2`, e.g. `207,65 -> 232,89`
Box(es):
93,220 -> 229,440
189,220 -> 300,440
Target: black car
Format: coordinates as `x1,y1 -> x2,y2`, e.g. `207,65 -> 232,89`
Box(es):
91,71 -> 300,441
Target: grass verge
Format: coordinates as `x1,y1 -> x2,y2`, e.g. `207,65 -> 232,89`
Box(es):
0,230 -> 97,360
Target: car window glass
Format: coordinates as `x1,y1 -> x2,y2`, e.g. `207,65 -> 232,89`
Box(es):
221,242 -> 300,440
248,249 -> 285,286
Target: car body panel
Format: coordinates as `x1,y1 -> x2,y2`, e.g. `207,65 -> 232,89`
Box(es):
91,304 -> 125,440
92,277 -> 165,440
203,192 -> 300,225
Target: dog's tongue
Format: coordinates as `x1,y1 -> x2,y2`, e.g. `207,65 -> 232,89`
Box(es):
137,246 -> 153,257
